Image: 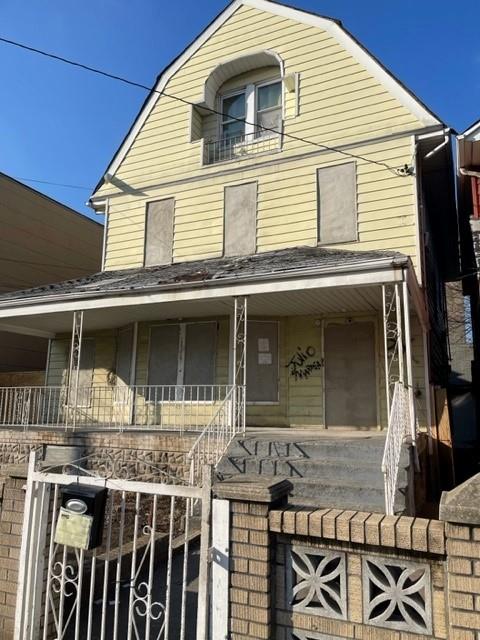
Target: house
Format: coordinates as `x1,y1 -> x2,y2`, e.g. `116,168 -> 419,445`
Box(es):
0,173 -> 103,379
0,0 -> 468,514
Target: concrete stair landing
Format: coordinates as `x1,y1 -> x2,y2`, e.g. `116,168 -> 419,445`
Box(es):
216,430 -> 412,514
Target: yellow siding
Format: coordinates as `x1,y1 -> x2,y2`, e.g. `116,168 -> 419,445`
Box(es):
95,4 -> 423,274
103,138 -> 417,269
46,312 -> 428,431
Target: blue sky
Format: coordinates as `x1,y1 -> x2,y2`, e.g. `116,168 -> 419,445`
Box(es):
0,0 -> 478,219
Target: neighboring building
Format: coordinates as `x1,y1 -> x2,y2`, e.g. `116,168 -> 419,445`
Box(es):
453,122 -> 480,479
0,0 -> 470,512
0,173 -> 103,377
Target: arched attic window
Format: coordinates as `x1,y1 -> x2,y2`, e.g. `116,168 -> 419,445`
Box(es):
190,50 -> 297,149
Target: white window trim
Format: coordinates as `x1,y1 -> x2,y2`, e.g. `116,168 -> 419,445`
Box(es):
254,78 -> 283,139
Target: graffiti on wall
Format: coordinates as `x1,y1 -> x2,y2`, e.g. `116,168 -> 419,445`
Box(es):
286,346 -> 324,381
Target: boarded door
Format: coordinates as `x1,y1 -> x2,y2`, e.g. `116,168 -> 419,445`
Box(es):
324,322 -> 377,428
246,321 -> 278,402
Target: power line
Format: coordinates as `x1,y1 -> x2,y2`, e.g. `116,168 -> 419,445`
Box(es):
0,255 -> 96,272
0,34 -> 409,178
12,176 -> 92,191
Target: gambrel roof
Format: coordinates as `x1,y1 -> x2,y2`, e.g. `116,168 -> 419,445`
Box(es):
91,0 -> 442,197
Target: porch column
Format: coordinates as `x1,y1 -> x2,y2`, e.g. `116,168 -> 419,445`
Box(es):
232,297 -> 247,433
402,281 -> 417,445
67,310 -> 84,429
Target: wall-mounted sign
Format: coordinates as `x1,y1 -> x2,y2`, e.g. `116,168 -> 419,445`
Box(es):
54,508 -> 93,550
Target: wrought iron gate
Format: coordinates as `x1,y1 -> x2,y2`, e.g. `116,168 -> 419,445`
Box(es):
14,452 -> 212,640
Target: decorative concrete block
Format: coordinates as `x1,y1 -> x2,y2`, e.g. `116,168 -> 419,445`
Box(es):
362,555 -> 432,635
287,545 -> 347,620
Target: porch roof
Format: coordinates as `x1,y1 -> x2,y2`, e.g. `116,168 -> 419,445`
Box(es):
0,246 -> 407,307
0,246 -> 422,336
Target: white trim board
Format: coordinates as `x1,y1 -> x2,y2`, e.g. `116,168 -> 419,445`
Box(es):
92,0 -> 440,195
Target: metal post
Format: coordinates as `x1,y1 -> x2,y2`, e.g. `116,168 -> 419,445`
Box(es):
128,322 -> 138,426
67,311 -> 84,430
395,284 -> 405,385
196,465 -> 213,640
382,285 -> 391,419
402,281 -> 417,446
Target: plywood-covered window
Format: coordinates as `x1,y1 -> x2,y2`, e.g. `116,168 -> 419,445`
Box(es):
144,198 -> 174,267
148,322 -> 217,399
224,182 -> 257,257
317,163 -> 357,244
115,326 -> 133,387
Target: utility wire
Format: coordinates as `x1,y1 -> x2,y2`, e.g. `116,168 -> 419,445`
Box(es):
0,35 -> 410,177
12,176 -> 92,191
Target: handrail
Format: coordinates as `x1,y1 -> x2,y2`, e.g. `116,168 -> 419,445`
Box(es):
382,381 -> 410,515
187,385 -> 245,486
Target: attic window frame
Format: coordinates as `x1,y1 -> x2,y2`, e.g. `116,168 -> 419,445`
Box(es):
218,76 -> 283,141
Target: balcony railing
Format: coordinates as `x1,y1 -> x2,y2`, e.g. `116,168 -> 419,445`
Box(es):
0,384 -> 238,432
203,131 -> 281,164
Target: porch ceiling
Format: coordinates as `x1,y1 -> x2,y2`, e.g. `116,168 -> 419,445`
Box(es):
0,284 -> 383,336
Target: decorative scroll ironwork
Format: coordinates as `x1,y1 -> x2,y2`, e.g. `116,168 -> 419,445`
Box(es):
287,546 -> 347,619
382,284 -> 405,416
67,310 -> 84,428
362,556 -> 432,634
233,296 -> 248,389
39,450 -> 189,485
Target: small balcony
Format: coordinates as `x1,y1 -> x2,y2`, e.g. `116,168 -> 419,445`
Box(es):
0,384 -> 245,433
203,131 -> 281,165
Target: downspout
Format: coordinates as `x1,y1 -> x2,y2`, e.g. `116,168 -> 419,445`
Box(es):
101,198 -> 109,271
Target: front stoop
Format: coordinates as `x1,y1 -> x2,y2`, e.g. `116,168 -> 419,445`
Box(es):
216,431 -> 413,514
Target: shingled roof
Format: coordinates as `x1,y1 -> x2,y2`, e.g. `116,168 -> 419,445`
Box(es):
0,246 -> 408,307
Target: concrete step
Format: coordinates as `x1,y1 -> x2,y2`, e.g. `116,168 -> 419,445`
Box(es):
295,478 -> 407,514
217,455 -> 408,488
227,435 -> 408,465
216,432 -> 413,514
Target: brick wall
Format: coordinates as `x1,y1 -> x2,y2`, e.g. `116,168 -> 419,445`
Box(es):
217,473 -> 480,640
0,468 -> 26,639
446,521 -> 480,639
270,508 -> 447,639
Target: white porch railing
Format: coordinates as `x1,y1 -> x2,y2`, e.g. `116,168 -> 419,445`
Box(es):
0,384 -> 235,432
382,381 -> 410,515
188,385 -> 245,486
203,131 -> 281,164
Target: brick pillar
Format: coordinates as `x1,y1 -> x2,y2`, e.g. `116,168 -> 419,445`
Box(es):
214,477 -> 290,640
0,465 -> 28,640
440,472 -> 480,639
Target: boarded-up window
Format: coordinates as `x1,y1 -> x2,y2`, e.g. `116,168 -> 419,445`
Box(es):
184,323 -> 216,399
115,326 -> 133,387
148,325 -> 180,387
246,321 -> 278,403
148,322 -> 216,396
317,163 -> 357,244
144,198 -> 174,266
224,183 -> 257,257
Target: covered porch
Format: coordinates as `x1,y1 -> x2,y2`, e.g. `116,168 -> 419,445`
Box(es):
0,247 -> 431,438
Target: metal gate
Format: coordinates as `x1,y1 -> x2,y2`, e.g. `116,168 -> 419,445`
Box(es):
14,452 -> 212,640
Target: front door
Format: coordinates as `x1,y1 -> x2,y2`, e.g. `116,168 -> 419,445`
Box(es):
324,321 -> 377,428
